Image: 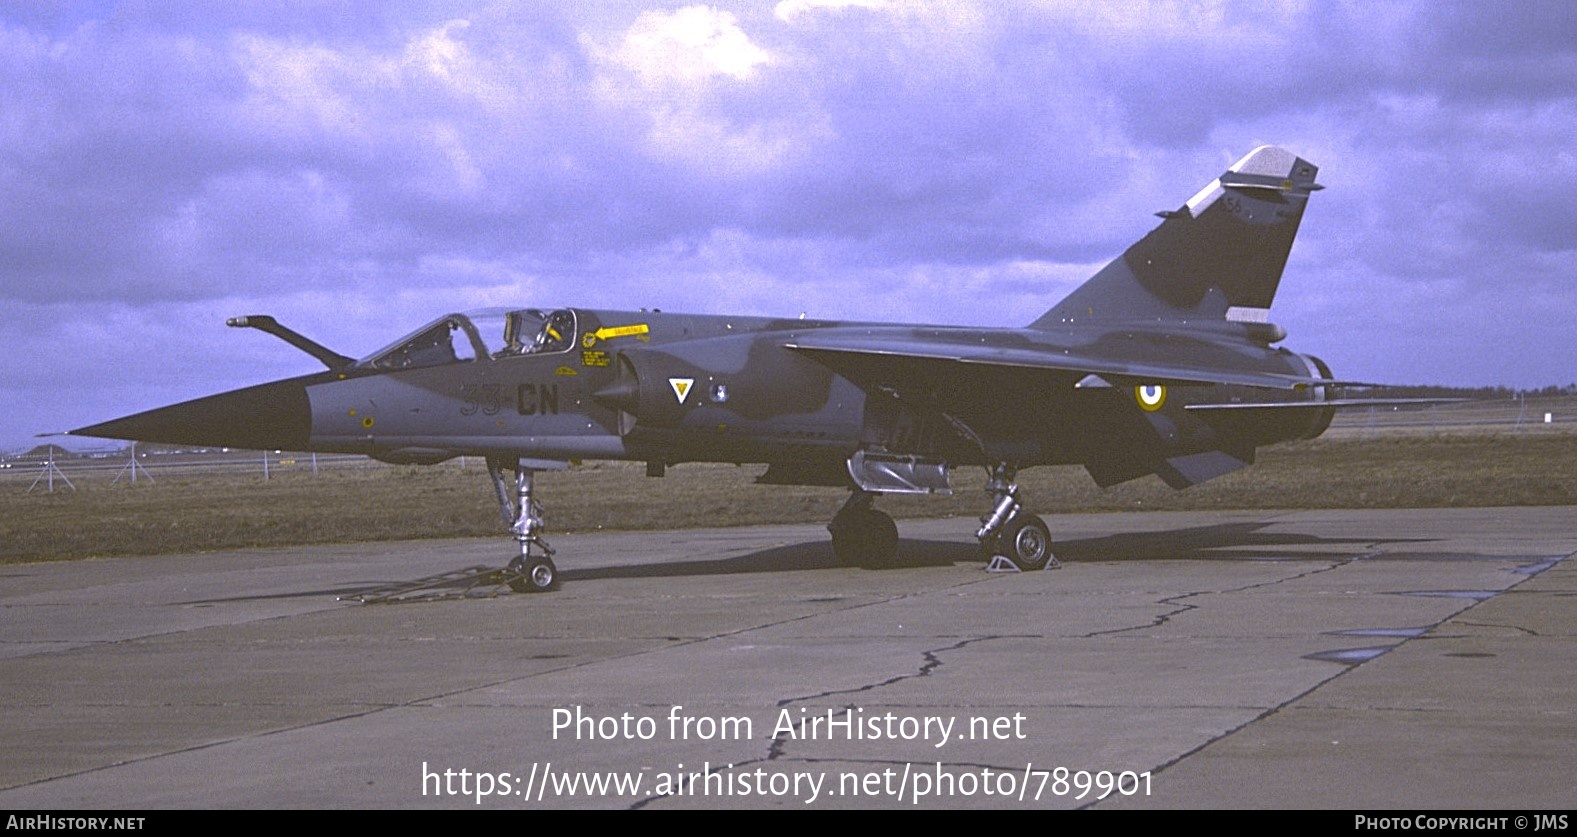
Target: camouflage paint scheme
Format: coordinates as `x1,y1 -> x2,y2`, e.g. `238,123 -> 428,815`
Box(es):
76,147 -> 1399,588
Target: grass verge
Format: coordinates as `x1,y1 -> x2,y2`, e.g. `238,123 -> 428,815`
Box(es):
3,433 -> 1573,563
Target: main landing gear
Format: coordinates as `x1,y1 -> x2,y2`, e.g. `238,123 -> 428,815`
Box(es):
828,490 -> 899,568
976,463 -> 1056,571
488,458 -> 560,593
828,463 -> 1058,572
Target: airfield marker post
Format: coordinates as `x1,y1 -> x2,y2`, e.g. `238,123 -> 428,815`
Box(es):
111,442 -> 153,485
27,447 -> 75,493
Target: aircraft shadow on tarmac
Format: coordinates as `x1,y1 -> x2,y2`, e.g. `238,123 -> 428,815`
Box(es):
561,521 -> 1435,580
1046,522 -> 1436,564
187,522 -> 1439,604
345,522 -> 1432,600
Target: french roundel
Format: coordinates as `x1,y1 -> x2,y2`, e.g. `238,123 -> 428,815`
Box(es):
1135,384 -> 1167,412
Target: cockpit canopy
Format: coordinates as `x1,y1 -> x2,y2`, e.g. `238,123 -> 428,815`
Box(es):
362,308 -> 578,371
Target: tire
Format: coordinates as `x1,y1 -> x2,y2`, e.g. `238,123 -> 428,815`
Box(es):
830,508 -> 899,569
999,514 -> 1053,571
508,555 -> 559,593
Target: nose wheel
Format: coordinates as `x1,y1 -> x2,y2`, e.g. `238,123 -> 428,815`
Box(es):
506,554 -> 559,593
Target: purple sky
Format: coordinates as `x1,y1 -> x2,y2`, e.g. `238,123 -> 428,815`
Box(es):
4,1 -> 1575,453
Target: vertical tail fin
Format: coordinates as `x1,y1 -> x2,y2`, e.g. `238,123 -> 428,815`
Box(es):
1032,146 -> 1321,327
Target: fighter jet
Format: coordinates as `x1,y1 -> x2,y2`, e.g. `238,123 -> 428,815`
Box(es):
70,146 -> 1404,592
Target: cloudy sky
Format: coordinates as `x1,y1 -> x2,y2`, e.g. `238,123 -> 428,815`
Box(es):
3,1 -> 1574,453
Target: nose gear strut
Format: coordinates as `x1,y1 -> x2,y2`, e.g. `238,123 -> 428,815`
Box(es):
488,457 -> 560,592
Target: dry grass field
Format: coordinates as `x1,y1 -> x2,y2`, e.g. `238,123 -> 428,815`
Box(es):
5,407 -> 1573,564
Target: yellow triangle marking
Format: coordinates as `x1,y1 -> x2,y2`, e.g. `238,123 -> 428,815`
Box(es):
669,378 -> 694,404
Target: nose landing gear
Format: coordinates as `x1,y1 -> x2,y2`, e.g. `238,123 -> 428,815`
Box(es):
489,458 -> 561,592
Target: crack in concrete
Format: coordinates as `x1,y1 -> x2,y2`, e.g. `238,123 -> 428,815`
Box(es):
1087,550 -> 1377,640
629,632 -> 1013,809
1453,620 -> 1540,637
761,634 -> 1018,760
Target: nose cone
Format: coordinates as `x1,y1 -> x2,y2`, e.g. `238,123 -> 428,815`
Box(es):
590,378 -> 639,414
70,379 -> 312,450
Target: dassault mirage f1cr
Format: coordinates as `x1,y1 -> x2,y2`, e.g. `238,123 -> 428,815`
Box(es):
72,146 -> 1395,591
